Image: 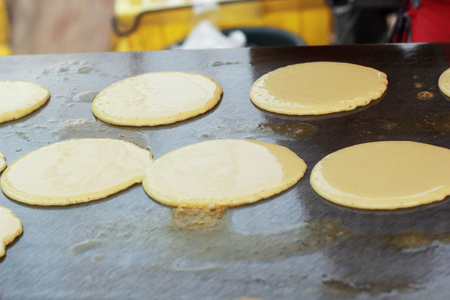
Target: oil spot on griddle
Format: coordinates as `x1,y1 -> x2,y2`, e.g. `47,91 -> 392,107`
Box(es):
78,66 -> 94,74
322,279 -> 361,297
209,61 -> 249,67
416,91 -> 436,100
414,82 -> 426,89
171,205 -> 227,231
257,123 -> 318,138
379,119 -> 398,130
40,61 -> 98,79
92,254 -> 105,261
58,67 -> 69,73
197,118 -> 317,141
404,112 -> 450,134
73,91 -> 98,102
353,112 -> 450,137
296,220 -> 353,252
52,118 -> 149,148
33,125 -> 48,129
15,131 -> 30,141
72,240 -> 102,255
321,278 -> 420,298
385,231 -> 450,253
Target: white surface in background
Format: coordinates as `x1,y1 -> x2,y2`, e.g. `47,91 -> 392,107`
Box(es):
177,20 -> 246,50
192,0 -> 219,14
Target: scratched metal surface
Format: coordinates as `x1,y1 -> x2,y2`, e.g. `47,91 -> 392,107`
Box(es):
1,44 -> 450,299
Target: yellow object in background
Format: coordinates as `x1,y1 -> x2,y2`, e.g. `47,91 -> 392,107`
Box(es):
113,0 -> 332,51
0,0 -> 11,55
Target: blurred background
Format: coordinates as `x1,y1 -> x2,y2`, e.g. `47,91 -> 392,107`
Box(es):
0,0 -> 405,55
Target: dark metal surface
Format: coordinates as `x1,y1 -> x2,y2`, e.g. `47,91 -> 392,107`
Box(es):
1,44 -> 450,299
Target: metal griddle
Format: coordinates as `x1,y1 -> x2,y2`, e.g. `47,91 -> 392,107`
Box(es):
1,44 -> 450,299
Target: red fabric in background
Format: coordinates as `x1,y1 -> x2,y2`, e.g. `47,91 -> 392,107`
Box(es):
408,0 -> 450,42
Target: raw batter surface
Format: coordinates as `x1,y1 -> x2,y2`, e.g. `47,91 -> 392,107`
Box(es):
250,62 -> 388,115
311,141 -> 450,209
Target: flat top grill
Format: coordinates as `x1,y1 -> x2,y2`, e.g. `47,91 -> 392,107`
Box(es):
1,44 -> 450,299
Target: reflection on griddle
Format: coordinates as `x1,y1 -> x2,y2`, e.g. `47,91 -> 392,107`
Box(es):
166,215 -> 354,262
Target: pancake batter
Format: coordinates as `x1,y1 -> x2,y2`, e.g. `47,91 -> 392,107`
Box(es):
310,141 -> 450,209
250,62 -> 388,115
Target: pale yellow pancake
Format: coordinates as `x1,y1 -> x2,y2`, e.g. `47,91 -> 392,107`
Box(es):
310,141 -> 450,210
439,68 -> 450,97
143,139 -> 307,207
250,62 -> 388,115
0,80 -> 50,123
0,205 -> 22,257
0,151 -> 5,172
92,72 -> 223,126
1,139 -> 152,206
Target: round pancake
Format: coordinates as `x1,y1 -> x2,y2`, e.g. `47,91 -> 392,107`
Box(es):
310,141 -> 450,210
1,138 -> 153,206
0,205 -> 22,257
439,67 -> 450,97
92,71 -> 223,126
143,139 -> 307,207
0,80 -> 50,123
0,151 -> 6,172
250,62 -> 388,115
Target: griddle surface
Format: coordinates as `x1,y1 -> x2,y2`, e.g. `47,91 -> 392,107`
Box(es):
1,44 -> 450,299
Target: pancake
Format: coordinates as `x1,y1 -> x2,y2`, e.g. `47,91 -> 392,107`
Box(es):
143,139 -> 307,207
0,80 -> 50,123
0,205 -> 22,257
250,62 -> 388,115
1,138 -> 152,206
438,67 -> 450,97
0,151 -> 5,172
92,71 -> 223,126
310,141 -> 450,210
